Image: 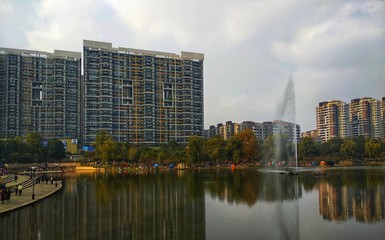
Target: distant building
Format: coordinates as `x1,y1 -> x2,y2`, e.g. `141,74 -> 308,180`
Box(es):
350,97 -> 383,139
316,97 -> 384,142
82,40 -> 204,145
0,47 -> 81,140
301,130 -> 322,143
382,97 -> 385,139
205,120 -> 300,142
301,130 -> 318,139
316,100 -> 350,142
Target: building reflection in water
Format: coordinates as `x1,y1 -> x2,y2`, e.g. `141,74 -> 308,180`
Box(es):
0,171 -> 206,240
319,179 -> 385,223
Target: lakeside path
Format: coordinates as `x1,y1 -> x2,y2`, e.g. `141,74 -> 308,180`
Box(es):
0,175 -> 62,215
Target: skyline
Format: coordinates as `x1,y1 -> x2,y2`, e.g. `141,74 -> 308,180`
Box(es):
1,0 -> 384,132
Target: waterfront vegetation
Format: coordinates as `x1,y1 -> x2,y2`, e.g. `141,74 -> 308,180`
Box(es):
0,130 -> 385,165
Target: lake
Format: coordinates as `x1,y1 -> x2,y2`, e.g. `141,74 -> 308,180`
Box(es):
1,166 -> 385,240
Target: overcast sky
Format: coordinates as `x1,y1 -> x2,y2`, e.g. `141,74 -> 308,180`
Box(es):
1,0 -> 384,131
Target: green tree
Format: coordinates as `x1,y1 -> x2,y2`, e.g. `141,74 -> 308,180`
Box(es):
116,142 -> 130,161
365,139 -> 381,159
128,145 -> 140,163
187,136 -> 204,163
93,130 -> 117,163
25,133 -> 45,161
139,147 -> 157,163
320,137 -> 343,159
226,136 -> 243,163
262,135 -> 275,160
353,136 -> 366,159
46,138 -> 66,160
204,136 -> 227,163
340,138 -> 357,160
160,140 -> 186,163
298,137 -> 319,160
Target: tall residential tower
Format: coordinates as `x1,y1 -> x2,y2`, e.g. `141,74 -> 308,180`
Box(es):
0,48 -> 81,139
350,97 -> 383,139
316,100 -> 350,142
82,40 -> 204,145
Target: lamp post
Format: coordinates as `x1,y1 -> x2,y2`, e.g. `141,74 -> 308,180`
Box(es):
31,167 -> 36,200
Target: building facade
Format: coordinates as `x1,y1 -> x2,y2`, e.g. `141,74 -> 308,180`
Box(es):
82,40 -> 204,145
0,47 -> 81,139
316,100 -> 350,142
382,97 -> 385,139
350,97 -> 383,139
316,98 -> 384,142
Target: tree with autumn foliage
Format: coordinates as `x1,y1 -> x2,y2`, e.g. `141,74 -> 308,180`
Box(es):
237,128 -> 259,161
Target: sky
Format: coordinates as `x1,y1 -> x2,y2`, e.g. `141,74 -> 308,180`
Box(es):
1,0 -> 384,132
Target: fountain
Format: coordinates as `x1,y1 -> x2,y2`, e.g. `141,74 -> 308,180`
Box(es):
276,75 -> 298,170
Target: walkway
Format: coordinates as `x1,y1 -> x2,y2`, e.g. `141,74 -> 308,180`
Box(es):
0,174 -> 62,215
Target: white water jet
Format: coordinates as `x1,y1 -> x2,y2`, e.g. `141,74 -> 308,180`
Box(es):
276,75 -> 298,169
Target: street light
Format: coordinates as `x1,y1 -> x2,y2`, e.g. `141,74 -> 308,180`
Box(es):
31,167 -> 37,200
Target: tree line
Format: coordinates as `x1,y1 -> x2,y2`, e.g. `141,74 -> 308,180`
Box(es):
1,129 -> 384,164
0,133 -> 66,163
298,136 -> 385,162
85,129 -> 385,164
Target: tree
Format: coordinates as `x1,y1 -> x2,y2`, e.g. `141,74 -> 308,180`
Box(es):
365,139 -> 381,159
226,136 -> 243,163
139,147 -> 157,163
262,135 -> 275,160
93,130 -> 117,163
187,136 -> 204,163
46,138 -> 66,160
25,133 -> 45,161
128,145 -> 140,163
237,128 -> 259,161
204,136 -> 227,163
340,138 -> 357,160
353,136 -> 366,159
298,137 -> 319,160
320,137 -> 343,159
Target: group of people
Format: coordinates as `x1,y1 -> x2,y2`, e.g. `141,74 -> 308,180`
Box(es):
0,174 -> 25,204
0,188 -> 11,203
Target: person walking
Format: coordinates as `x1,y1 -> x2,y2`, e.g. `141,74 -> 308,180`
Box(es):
17,184 -> 23,195
5,188 -> 10,202
0,189 -> 5,203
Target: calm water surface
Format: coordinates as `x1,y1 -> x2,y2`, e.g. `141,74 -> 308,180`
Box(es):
1,166 -> 385,240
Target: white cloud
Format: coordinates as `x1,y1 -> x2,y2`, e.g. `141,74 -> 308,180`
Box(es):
0,0 -> 12,15
25,0 -> 103,52
271,1 -> 385,70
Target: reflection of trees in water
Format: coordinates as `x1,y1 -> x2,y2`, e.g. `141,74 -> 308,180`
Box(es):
204,169 -> 302,206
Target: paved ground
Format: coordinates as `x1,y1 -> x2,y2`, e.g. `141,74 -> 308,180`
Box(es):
0,174 -> 62,215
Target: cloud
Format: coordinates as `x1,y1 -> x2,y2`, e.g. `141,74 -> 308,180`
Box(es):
0,0 -> 12,14
271,1 -> 385,70
25,0 -> 109,52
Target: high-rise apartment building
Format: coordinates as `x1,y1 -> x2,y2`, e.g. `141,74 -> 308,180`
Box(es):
82,40 -> 204,145
350,97 -> 383,139
316,100 -> 349,142
0,47 -> 81,139
382,97 -> 385,139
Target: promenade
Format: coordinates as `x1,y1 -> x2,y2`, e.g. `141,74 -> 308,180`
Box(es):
0,174 -> 62,215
